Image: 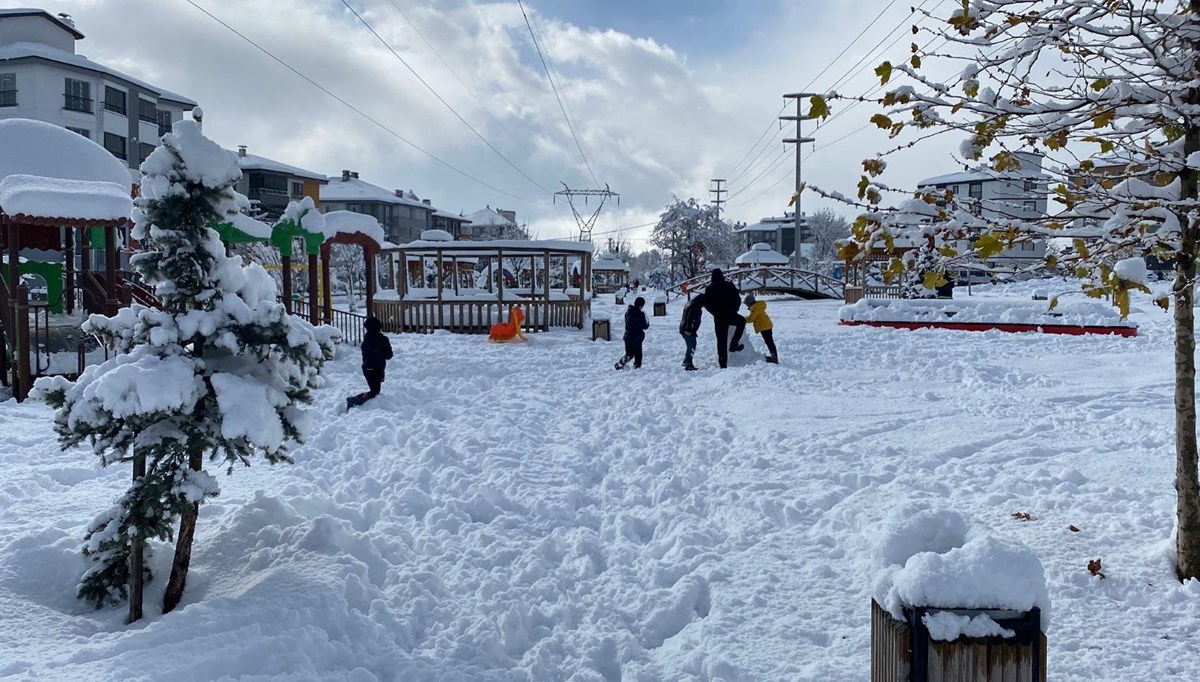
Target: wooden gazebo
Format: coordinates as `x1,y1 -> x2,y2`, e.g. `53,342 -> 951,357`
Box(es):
0,119 -> 136,401
591,252 -> 629,293
378,238 -> 593,334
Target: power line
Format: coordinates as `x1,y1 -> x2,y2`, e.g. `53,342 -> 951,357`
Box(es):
184,0 -> 538,204
338,0 -> 552,194
516,0 -> 601,186
726,102 -> 789,184
384,0 -> 539,160
798,0 -> 900,95
727,146 -> 791,201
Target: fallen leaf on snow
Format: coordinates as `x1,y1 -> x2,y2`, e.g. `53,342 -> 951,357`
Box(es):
1068,524 -> 1081,532
1088,558 -> 1106,579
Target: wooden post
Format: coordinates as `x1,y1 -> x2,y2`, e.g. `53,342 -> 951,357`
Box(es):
453,257 -> 460,297
365,250 -> 376,316
497,249 -> 505,301
320,250 -> 332,323
543,251 -> 551,331
64,227 -> 75,314
104,224 -> 118,315
15,284 -> 30,402
436,248 -> 444,329
281,255 -> 292,313
307,253 -> 319,324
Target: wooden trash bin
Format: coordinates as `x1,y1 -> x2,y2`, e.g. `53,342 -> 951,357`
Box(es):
653,301 -> 667,317
592,318 -> 611,341
871,600 -> 1045,682
615,294 -> 625,305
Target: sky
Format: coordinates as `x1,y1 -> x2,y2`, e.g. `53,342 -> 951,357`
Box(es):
13,0 -> 967,250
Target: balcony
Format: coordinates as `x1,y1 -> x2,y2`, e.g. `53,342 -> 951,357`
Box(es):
103,102 -> 127,116
0,90 -> 16,107
63,95 -> 93,113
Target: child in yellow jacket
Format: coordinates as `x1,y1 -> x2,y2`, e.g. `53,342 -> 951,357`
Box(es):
743,294 -> 778,363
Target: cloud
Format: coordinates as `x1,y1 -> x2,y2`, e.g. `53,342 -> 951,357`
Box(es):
30,0 -> 967,249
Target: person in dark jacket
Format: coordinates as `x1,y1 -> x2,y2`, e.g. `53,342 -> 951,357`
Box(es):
360,316 -> 393,398
615,297 -> 650,369
678,293 -> 706,371
703,269 -> 746,368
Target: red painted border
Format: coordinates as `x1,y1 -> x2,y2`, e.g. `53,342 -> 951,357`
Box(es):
839,319 -> 1137,337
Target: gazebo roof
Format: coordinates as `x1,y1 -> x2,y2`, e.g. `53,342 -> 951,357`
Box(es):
0,118 -> 134,223
388,238 -> 593,256
735,242 -> 790,265
593,253 -> 630,272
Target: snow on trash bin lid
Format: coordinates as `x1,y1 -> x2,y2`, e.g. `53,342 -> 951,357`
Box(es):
871,505 -> 1050,631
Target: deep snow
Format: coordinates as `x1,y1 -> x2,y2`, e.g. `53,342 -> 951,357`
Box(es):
2,281 -> 1199,680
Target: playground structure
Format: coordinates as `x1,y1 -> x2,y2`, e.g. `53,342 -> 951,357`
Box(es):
667,266 -> 843,301
378,238 -> 593,334
591,252 -> 630,293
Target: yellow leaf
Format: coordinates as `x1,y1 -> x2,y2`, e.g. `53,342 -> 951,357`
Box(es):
1155,296 -> 1170,312
870,113 -> 893,130
975,233 -> 1005,259
1044,254 -> 1058,268
1048,296 -> 1060,312
875,61 -> 893,86
922,271 -> 946,290
911,54 -> 922,69
964,81 -> 979,98
787,191 -> 799,207
1072,238 -> 1090,260
808,95 -> 829,119
1092,109 -> 1115,128
1090,78 -> 1112,92
1099,139 -> 1115,153
1114,287 -> 1130,318
938,245 -> 958,258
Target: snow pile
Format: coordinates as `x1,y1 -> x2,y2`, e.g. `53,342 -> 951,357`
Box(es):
281,196 -> 327,237
872,506 -> 1050,630
322,210 -> 386,245
225,212 -> 273,240
0,174 -> 131,221
0,118 -> 132,190
922,611 -> 1015,641
840,297 -> 1135,327
420,228 -> 454,242
1114,257 -> 1149,286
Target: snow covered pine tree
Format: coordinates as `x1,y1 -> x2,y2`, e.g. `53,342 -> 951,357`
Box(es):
33,120 -> 336,621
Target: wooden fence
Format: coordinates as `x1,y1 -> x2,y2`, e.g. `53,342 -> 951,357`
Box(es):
372,299 -> 588,335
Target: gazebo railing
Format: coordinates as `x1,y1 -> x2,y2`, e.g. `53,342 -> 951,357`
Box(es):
373,299 -> 587,335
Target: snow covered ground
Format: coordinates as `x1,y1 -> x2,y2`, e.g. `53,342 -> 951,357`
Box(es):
2,280 -> 1199,680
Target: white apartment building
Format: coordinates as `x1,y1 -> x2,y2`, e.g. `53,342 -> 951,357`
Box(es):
0,8 -> 196,175
917,151 -> 1049,269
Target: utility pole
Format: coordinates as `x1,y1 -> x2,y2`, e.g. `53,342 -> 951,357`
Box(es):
709,178 -> 727,217
782,93 -> 818,262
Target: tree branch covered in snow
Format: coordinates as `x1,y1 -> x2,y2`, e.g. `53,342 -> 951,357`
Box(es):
650,197 -> 739,281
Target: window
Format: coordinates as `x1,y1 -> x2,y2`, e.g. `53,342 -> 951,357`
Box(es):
968,182 -> 983,200
1023,179 -> 1036,192
1023,200 -> 1037,213
138,98 -> 157,124
64,78 -> 92,112
103,132 -> 127,160
138,142 -> 155,163
290,181 -> 304,198
103,86 -> 127,115
156,109 -> 173,137
248,173 -> 288,195
1020,242 -> 1037,251
0,73 -> 15,107
66,126 -> 90,139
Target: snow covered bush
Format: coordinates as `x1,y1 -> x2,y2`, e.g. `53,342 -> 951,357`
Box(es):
33,120 -> 336,618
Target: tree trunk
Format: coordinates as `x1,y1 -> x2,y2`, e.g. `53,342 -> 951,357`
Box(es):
162,447 -> 203,613
1176,32 -> 1200,580
128,453 -> 146,623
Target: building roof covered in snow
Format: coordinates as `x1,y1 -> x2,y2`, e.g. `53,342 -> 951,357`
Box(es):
735,242 -> 790,266
320,176 -> 428,208
592,253 -> 629,271
234,151 -> 327,183
465,207 -> 516,227
0,38 -> 196,106
920,153 -> 1049,186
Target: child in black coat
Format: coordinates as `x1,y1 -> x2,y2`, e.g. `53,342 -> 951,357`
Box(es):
360,316 -> 393,398
678,293 -> 706,371
615,297 -> 650,369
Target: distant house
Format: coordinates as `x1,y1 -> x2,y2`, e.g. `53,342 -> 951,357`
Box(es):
917,151 -> 1049,268
0,8 -> 196,172
431,209 -> 471,240
320,170 -> 433,244
232,146 -> 327,221
465,207 -> 525,240
736,212 -> 811,258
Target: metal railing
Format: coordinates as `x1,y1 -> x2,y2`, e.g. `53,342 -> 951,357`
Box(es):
63,95 -> 93,113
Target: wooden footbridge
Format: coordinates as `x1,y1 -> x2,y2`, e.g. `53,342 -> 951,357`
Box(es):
666,267 -> 843,300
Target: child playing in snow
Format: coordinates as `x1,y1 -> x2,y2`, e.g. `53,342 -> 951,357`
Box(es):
360,316 -> 394,398
743,294 -> 778,364
615,297 -> 650,370
678,293 -> 705,371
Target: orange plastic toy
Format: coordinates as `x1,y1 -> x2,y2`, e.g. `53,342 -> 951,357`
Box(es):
488,306 -> 527,342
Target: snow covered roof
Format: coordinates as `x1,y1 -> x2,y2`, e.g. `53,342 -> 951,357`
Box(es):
235,152 -> 327,183
420,229 -> 454,242
465,207 -> 516,227
592,253 -> 629,271
320,177 -> 429,208
0,118 -> 132,190
919,167 -> 1049,186
0,8 -> 85,39
735,243 -> 789,266
0,41 -> 196,106
434,210 -> 470,223
322,210 -> 385,245
738,218 -> 793,233
0,174 -> 130,222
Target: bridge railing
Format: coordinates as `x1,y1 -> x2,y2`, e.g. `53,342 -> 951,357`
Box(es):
665,266 -> 843,300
